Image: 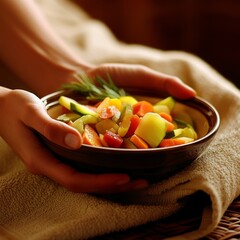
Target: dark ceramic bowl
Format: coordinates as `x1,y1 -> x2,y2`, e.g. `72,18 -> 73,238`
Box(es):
40,89 -> 220,183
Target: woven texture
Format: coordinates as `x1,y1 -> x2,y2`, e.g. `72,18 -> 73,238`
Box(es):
95,197 -> 240,240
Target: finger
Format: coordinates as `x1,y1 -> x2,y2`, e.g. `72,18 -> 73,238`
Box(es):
159,75 -> 197,99
15,125 -> 132,193
87,63 -> 196,99
94,179 -> 149,194
21,102 -> 82,149
41,161 -> 132,193
36,155 -> 132,193
41,157 -> 147,193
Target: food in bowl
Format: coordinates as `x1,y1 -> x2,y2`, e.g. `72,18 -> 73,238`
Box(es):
56,94 -> 198,149
39,74 -> 220,182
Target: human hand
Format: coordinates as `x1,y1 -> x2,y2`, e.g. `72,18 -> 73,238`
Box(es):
0,88 -> 148,193
85,63 -> 196,99
0,64 -> 195,194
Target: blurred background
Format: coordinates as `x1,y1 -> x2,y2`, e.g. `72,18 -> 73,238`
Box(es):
74,0 -> 240,88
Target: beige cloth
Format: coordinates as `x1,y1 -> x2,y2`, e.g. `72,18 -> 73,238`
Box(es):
1,0 -> 240,239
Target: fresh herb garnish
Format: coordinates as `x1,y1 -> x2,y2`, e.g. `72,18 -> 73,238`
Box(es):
62,73 -> 126,101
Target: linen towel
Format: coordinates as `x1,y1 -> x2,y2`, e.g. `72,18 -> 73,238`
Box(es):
0,0 -> 240,239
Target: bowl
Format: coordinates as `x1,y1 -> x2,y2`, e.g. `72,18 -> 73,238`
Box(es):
39,89 -> 220,183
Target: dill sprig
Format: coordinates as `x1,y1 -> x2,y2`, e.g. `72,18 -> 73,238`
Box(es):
62,73 -> 127,101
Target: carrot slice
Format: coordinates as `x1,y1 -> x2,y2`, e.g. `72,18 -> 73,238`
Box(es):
159,138 -> 185,147
133,101 -> 153,117
82,124 -> 102,147
158,112 -> 174,132
159,112 -> 173,123
130,134 -> 149,149
164,119 -> 175,132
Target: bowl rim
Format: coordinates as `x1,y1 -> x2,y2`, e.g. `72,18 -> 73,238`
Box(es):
41,89 -> 220,153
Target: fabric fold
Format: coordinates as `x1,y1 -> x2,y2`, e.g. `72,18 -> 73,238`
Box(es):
0,0 -> 240,239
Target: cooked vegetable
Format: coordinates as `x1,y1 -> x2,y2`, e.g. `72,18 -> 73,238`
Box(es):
159,112 -> 173,123
103,131 -> 123,148
119,96 -> 138,106
82,125 -> 102,147
178,127 -> 198,140
159,138 -> 186,147
155,96 -> 176,112
130,134 -> 149,149
165,128 -> 184,139
122,138 -> 137,149
132,100 -> 153,117
71,118 -> 84,134
59,96 -> 98,117
125,114 -> 141,137
56,74 -> 198,149
153,104 -> 170,114
57,113 -> 80,122
99,105 -> 120,119
118,104 -> 132,137
162,119 -> 175,132
134,112 -> 167,147
95,119 -> 119,134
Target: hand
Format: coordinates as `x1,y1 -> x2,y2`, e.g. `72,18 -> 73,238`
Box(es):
85,63 -> 196,99
0,64 -> 195,194
0,88 -> 148,193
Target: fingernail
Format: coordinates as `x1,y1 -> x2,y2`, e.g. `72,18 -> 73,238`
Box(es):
65,133 -> 81,149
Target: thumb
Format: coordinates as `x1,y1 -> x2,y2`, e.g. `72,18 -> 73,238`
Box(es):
21,98 -> 82,150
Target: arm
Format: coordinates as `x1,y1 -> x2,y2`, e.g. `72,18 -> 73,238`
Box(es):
0,0 -> 196,99
0,0 -> 196,193
0,0 -> 91,96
